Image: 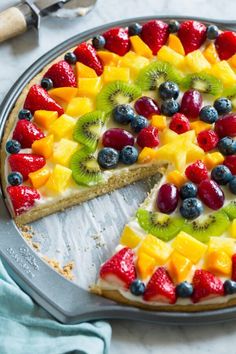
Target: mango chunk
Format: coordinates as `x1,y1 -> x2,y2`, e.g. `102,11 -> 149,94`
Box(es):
76,62 -> 97,78
32,134 -> 54,159
49,87 -> 78,103
168,34 -> 185,55
45,164 -> 72,194
49,114 -> 76,139
34,110 -> 58,130
53,139 -> 78,166
120,225 -> 142,248
138,147 -> 157,164
167,170 -> 187,188
137,252 -> 156,280
78,78 -> 102,97
185,50 -> 211,72
138,234 -> 173,265
157,45 -> 185,68
206,251 -> 232,277
151,115 -> 167,131
190,121 -> 212,134
208,236 -> 235,257
130,35 -> 153,58
204,152 -> 225,170
203,42 -> 220,65
97,51 -> 121,66
228,53 -> 236,69
66,97 -> 94,117
169,251 -> 193,283
210,60 -> 236,86
103,66 -> 130,83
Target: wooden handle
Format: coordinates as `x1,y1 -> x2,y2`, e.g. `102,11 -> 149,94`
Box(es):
0,7 -> 27,43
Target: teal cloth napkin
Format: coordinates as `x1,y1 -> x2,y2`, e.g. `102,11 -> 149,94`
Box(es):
0,257 -> 111,354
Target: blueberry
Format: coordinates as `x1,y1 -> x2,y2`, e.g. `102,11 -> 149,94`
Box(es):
64,52 -> 77,65
112,104 -> 135,125
130,115 -> 148,133
41,77 -> 53,91
180,197 -> 203,220
214,98 -> 232,115
180,182 -> 197,199
130,279 -> 145,296
176,281 -> 193,298
206,25 -> 219,40
224,280 -> 236,295
18,109 -> 32,121
217,137 -> 236,155
211,165 -> 233,185
128,23 -> 142,36
199,105 -> 218,123
168,20 -> 180,33
7,172 -> 23,186
161,99 -> 180,116
6,140 -> 21,154
120,146 -> 138,165
92,35 -> 106,50
229,176 -> 236,194
159,81 -> 179,100
97,147 -> 119,169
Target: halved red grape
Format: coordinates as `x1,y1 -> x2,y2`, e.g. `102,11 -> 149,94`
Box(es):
102,128 -> 134,150
198,179 -> 224,210
157,183 -> 179,214
134,96 -> 160,119
180,90 -> 202,119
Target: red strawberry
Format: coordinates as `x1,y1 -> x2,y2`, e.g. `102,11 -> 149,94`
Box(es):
178,21 -> 207,54
9,154 -> 46,181
232,254 -> 236,281
143,267 -> 176,304
185,160 -> 208,184
103,27 -> 130,56
215,31 -> 236,60
141,20 -> 169,54
73,43 -> 103,76
7,185 -> 40,216
12,120 -> 44,149
24,85 -> 64,115
191,269 -> 224,303
44,60 -> 76,88
197,130 -> 219,152
100,247 -> 136,289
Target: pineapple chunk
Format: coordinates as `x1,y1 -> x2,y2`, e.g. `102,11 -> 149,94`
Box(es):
204,152 -> 225,170
53,139 -> 78,166
206,251 -> 232,277
32,134 -> 54,159
120,225 -> 142,248
103,66 -> 130,83
151,115 -> 167,131
49,114 -> 76,139
210,60 -> 236,86
29,167 -> 50,189
167,170 -> 187,187
208,236 -> 235,257
138,234 -> 173,265
185,50 -> 211,72
49,87 -> 78,103
230,219 -> 236,238
138,147 -> 157,164
190,121 -> 213,134
157,45 -> 185,68
34,110 -> 58,130
169,251 -> 193,283
97,51 -> 121,66
130,35 -> 153,58
76,62 -> 97,78
45,164 -> 72,194
203,42 -> 220,65
66,97 -> 94,117
168,34 -> 185,55
172,231 -> 207,264
78,78 -> 102,97
118,51 -> 149,77
137,252 -> 156,280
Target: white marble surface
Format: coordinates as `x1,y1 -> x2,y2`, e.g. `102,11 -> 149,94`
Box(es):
1,0 -> 236,353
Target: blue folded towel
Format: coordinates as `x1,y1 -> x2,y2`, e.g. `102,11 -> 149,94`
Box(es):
0,257 -> 111,354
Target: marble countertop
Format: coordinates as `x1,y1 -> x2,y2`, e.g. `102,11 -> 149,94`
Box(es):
1,0 -> 236,353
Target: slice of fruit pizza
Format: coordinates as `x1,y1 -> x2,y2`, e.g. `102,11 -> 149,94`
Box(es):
2,18 -> 236,310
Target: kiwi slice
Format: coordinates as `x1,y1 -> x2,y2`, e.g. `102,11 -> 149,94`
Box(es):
73,111 -> 105,152
136,209 -> 184,242
96,81 -> 141,113
223,201 -> 236,220
136,60 -> 182,91
182,73 -> 223,95
70,147 -> 103,186
223,86 -> 236,108
182,211 -> 230,243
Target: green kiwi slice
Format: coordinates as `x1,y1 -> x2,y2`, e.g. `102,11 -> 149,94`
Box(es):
136,209 -> 184,242
136,60 -> 183,91
223,201 -> 236,220
70,147 -> 103,186
223,86 -> 236,108
182,211 -> 230,243
182,73 -> 223,95
73,111 -> 105,152
96,81 -> 141,113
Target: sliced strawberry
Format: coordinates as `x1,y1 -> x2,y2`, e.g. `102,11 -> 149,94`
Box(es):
12,120 -> 44,149
7,185 -> 40,216
73,43 -> 103,76
44,60 -> 76,88
100,247 -> 136,289
232,254 -> 236,281
143,267 -> 176,304
103,27 -> 130,56
215,31 -> 236,60
140,20 -> 169,55
178,20 -> 207,54
24,84 -> 64,115
9,153 -> 46,181
191,269 -> 224,303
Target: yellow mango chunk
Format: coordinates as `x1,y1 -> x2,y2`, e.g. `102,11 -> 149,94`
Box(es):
66,97 -> 94,117
130,35 -> 153,58
97,51 -> 121,66
34,110 -> 58,130
210,60 -> 236,86
167,170 -> 187,188
78,78 -> 102,97
76,62 -> 97,78
169,251 -> 193,283
190,121 -> 212,134
103,66 -> 130,83
53,139 -> 78,166
32,134 -> 54,159
228,53 -> 236,69
157,45 -> 185,68
120,225 -> 142,248
45,164 -> 72,194
185,50 -> 211,72
151,115 -> 167,131
118,51 -> 149,77
204,152 -> 225,170
172,231 -> 207,264
49,87 -> 78,103
206,251 -> 232,277
138,234 -> 173,265
49,114 -> 76,139
230,219 -> 236,238
138,147 -> 157,164
137,252 -> 156,280
29,167 -> 50,189
168,34 -> 185,55
203,42 -> 220,65
208,236 -> 235,257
